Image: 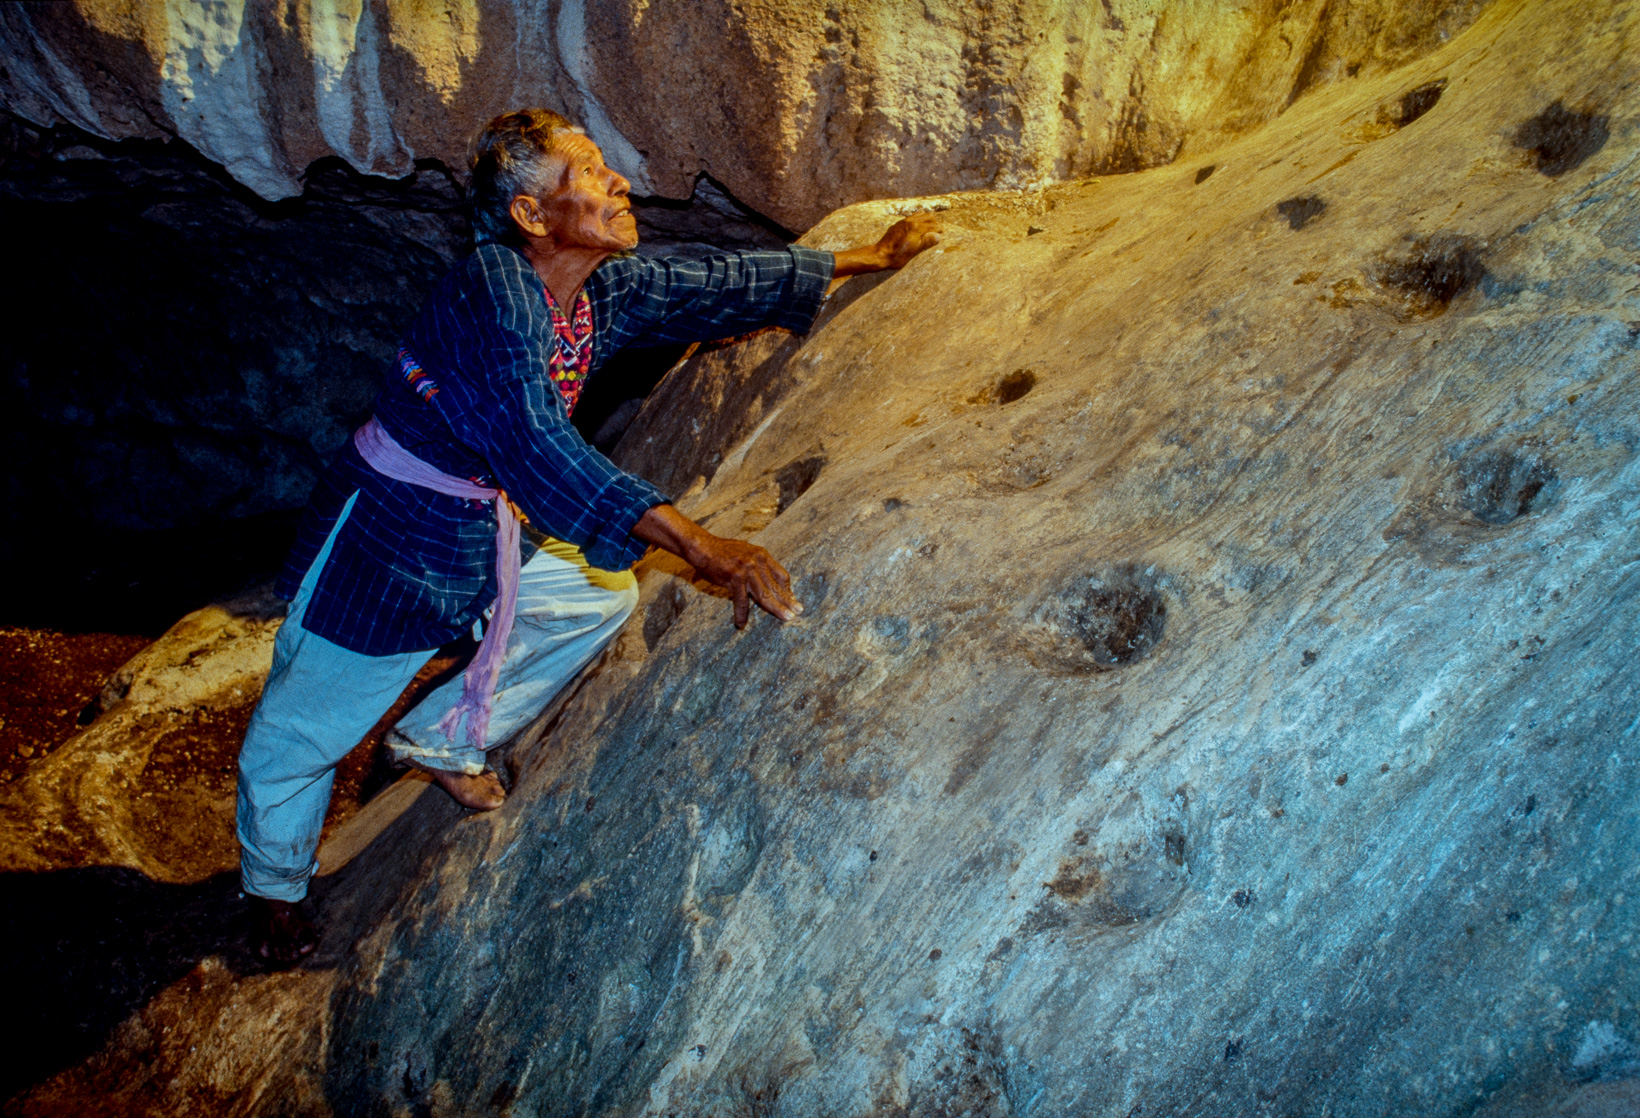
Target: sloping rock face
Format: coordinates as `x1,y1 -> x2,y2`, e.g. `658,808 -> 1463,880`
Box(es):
1,0 -> 1491,229
11,1 -> 1640,1115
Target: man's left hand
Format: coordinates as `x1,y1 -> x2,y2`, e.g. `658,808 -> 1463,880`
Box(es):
833,213 -> 942,277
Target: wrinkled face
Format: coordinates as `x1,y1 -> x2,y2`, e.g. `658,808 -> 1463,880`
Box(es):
520,133 -> 638,253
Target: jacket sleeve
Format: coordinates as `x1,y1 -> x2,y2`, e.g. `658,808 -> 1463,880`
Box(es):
424,247 -> 669,570
592,247 -> 834,362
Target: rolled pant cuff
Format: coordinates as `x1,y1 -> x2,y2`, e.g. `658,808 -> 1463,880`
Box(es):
387,730 -> 487,776
240,862 -> 316,903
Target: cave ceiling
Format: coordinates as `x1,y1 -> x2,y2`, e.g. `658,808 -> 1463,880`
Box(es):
2,0 -> 1493,227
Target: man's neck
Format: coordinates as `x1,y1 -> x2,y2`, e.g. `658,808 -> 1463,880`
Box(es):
519,239 -> 609,309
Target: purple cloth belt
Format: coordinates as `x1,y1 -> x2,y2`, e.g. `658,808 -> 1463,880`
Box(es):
353,417 -> 520,748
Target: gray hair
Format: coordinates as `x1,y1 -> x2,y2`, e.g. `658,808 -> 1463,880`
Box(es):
468,108 -> 586,245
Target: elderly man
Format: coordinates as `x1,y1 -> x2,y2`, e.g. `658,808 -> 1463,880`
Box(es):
236,108 -> 939,962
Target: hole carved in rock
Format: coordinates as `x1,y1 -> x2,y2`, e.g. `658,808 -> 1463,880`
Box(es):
1372,234 -> 1485,319
1457,449 -> 1557,525
1514,102 -> 1610,177
1276,195 -> 1326,231
1393,78 -> 1447,128
1352,78 -> 1447,143
1026,567 -> 1167,674
993,367 -> 1037,405
775,455 -> 826,513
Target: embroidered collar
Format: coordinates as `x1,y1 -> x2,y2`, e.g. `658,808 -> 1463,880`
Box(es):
542,285 -> 594,415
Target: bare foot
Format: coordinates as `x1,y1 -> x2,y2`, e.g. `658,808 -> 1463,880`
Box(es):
249,896 -> 317,966
427,767 -> 506,811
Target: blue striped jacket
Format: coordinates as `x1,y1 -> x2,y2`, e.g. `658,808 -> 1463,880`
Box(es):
276,241 -> 834,655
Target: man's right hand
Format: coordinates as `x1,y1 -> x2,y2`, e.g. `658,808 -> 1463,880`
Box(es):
633,504 -> 802,628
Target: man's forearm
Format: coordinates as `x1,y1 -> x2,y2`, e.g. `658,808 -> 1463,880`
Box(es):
831,244 -> 892,278
631,504 -> 716,567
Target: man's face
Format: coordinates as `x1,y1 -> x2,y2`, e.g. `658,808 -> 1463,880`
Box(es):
528,134 -> 638,253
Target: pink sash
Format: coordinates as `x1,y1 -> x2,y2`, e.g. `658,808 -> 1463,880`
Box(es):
353,417 -> 520,749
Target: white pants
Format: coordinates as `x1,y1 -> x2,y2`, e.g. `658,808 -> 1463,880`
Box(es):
235,493 -> 638,901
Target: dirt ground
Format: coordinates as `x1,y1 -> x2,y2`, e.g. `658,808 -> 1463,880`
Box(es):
0,625 -> 396,842
0,628 -> 152,786
0,620 -> 479,1105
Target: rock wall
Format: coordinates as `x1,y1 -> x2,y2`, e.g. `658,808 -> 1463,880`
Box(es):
11,1 -> 1639,1115
0,115 -> 467,539
1,0 -> 1492,229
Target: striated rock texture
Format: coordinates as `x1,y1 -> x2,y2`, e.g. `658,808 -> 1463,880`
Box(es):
1,0 -> 1492,229
9,1 -> 1640,1115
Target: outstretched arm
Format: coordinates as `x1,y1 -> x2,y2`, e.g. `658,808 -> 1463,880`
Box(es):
632,504 -> 802,629
600,213 -> 945,355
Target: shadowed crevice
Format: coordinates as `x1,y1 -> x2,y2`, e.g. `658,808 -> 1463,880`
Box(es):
1277,196 -> 1327,231
775,455 -> 827,513
1458,449 -> 1557,525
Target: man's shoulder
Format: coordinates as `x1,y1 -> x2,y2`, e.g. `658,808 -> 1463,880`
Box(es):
408,243 -> 547,357
420,242 -> 542,323
457,242 -> 536,289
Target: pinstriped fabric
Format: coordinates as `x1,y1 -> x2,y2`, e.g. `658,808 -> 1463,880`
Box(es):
277,242 -> 834,656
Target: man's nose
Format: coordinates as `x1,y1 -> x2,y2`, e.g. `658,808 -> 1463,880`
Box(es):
608,170 -> 630,198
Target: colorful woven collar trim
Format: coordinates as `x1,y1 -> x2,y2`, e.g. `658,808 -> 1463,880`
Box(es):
396,286 -> 592,413
542,285 -> 594,416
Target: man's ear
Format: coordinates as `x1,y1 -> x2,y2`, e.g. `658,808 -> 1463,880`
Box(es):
509,194 -> 548,239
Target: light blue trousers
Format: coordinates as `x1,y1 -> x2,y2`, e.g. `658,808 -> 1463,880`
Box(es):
235,494 -> 638,901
